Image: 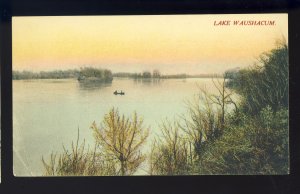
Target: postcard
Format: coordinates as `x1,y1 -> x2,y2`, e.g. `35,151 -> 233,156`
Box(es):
12,14 -> 288,176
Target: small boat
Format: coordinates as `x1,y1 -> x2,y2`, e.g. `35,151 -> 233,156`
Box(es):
114,90 -> 125,95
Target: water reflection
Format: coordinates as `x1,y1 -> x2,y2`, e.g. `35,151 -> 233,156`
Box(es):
77,80 -> 112,90
13,78 -> 221,176
133,78 -> 163,86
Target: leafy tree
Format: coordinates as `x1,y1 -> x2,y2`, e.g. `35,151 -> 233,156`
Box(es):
142,71 -> 151,78
91,108 -> 149,175
227,42 -> 288,114
193,42 -> 289,174
78,67 -> 113,82
43,109 -> 149,176
149,42 -> 288,175
195,106 -> 288,174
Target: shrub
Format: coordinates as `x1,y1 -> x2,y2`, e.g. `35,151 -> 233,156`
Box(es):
91,108 -> 149,175
195,106 -> 288,174
149,120 -> 194,175
227,42 -> 288,114
42,129 -> 115,176
42,108 -> 149,176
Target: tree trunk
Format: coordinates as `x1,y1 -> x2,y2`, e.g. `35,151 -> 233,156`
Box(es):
120,154 -> 125,176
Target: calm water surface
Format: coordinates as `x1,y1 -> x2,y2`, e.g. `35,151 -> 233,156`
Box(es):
13,78 -> 222,176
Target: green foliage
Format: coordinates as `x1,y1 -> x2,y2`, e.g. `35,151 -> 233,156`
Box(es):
149,42 -> 288,175
245,106 -> 288,174
180,78 -> 237,156
13,70 -> 39,79
42,129 -> 115,176
42,42 -> 288,176
78,67 -> 113,82
227,43 -> 288,114
190,42 -> 289,174
13,69 -> 79,80
142,71 -> 152,78
149,120 -> 194,175
42,109 -> 149,176
194,123 -> 253,174
224,67 -> 240,80
196,106 -> 288,174
91,108 -> 149,175
149,78 -> 237,175
13,67 -> 114,81
181,88 -> 223,157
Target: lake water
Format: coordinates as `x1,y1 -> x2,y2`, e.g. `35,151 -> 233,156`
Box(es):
13,77 -> 223,176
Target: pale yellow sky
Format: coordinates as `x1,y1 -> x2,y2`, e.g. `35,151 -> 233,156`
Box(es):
12,14 -> 288,74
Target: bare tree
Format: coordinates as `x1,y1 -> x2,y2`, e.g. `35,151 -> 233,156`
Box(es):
179,76 -> 238,157
210,77 -> 238,130
91,108 -> 149,175
149,120 -> 193,175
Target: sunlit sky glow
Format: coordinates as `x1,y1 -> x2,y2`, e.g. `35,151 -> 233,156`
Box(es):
12,14 -> 288,74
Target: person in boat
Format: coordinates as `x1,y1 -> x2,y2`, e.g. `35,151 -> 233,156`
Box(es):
113,90 -> 125,95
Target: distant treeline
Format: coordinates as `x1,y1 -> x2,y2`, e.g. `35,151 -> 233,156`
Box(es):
13,68 -> 222,80
13,67 -> 113,81
13,70 -> 79,80
43,42 -> 289,176
113,70 -> 222,79
113,70 -> 161,79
